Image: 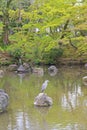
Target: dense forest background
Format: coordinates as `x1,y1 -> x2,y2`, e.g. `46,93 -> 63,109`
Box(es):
0,0 -> 87,65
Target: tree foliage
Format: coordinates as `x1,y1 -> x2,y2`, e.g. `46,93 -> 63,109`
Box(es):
0,0 -> 87,64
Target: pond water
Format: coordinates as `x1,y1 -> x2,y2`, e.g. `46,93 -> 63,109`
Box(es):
0,66 -> 87,130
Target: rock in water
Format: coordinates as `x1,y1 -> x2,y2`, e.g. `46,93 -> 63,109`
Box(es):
17,65 -> 26,73
0,89 -> 9,113
82,76 -> 87,85
48,65 -> 58,76
7,64 -> 18,71
34,93 -> 53,107
48,65 -> 58,72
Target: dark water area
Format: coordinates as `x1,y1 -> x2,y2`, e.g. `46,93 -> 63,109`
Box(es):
0,66 -> 87,130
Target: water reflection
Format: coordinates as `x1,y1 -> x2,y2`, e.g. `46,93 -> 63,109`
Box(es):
35,106 -> 51,130
61,85 -> 83,110
35,106 -> 51,116
48,70 -> 57,76
0,66 -> 87,130
52,123 -> 84,130
17,73 -> 26,84
15,111 -> 30,130
7,111 -> 30,130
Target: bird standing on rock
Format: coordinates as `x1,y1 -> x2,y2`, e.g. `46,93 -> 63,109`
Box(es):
41,80 -> 49,93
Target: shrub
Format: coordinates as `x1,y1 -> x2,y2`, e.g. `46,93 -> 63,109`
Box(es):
43,48 -> 63,64
9,48 -> 22,62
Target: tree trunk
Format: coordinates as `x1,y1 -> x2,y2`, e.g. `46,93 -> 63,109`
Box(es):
2,0 -> 12,45
2,10 -> 9,45
60,19 -> 69,39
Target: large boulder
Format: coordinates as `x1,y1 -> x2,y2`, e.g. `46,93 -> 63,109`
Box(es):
23,63 -> 32,72
0,89 -> 9,113
82,76 -> 87,85
33,67 -> 44,76
7,64 -> 18,71
17,65 -> 26,73
34,93 -> 53,107
48,65 -> 58,76
84,63 -> 87,68
17,63 -> 32,73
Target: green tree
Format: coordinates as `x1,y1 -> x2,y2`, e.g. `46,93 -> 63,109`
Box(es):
1,0 -> 87,64
0,0 -> 13,45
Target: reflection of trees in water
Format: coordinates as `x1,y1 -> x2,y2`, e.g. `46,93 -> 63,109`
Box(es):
53,123 -> 84,130
57,67 -> 83,110
0,112 -> 9,130
34,106 -> 51,130
15,111 -> 30,130
7,111 -> 30,130
61,85 -> 83,110
17,73 -> 25,84
58,67 -> 81,88
35,106 -> 51,116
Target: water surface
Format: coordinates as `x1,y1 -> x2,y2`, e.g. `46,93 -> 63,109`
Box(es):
0,66 -> 87,130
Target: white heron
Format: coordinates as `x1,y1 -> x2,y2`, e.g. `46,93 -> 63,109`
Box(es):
41,80 -> 49,92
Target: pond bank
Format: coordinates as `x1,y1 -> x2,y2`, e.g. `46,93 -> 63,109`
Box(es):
58,58 -> 87,66
0,52 -> 87,66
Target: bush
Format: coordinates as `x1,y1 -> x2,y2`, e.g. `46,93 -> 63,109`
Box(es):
9,48 -> 22,61
43,48 -> 63,64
